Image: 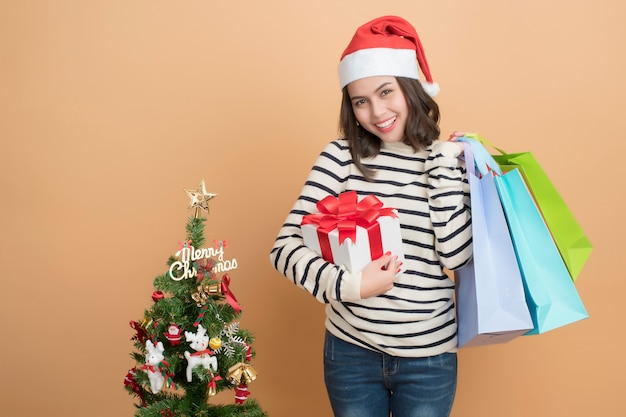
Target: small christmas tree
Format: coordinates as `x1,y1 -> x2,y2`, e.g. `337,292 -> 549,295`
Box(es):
124,181 -> 267,417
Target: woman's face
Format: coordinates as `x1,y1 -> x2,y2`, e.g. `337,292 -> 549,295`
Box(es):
347,76 -> 409,143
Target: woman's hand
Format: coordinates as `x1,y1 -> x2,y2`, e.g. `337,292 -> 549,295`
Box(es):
447,131 -> 467,154
359,252 -> 401,299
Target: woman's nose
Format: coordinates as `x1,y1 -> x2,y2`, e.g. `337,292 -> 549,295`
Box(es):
369,98 -> 385,118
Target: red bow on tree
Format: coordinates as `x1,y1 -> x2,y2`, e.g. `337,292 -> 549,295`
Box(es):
195,258 -> 216,283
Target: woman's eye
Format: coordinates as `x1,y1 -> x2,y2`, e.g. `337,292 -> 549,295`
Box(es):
381,89 -> 392,96
354,99 -> 366,106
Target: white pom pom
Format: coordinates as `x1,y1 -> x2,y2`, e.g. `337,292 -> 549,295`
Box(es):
421,81 -> 440,97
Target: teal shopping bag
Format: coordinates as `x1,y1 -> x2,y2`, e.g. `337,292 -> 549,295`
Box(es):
495,169 -> 588,334
455,143 -> 533,347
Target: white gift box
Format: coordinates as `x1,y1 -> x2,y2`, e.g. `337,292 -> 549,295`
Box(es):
301,203 -> 406,274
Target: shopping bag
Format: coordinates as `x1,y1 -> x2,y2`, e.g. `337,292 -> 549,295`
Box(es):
494,152 -> 591,280
495,168 -> 588,334
454,143 -> 533,348
459,133 -> 592,281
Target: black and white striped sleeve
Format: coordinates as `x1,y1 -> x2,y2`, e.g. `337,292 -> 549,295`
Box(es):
425,140 -> 473,270
269,141 -> 363,303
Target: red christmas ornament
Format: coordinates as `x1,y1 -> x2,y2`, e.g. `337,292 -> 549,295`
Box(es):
152,291 -> 165,302
123,367 -> 147,406
164,324 -> 183,346
245,344 -> 252,362
234,383 -> 250,404
129,321 -> 147,344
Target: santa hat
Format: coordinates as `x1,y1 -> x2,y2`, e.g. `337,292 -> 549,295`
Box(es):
338,15 -> 439,97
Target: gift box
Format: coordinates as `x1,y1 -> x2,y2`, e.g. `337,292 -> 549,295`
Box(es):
301,191 -> 406,274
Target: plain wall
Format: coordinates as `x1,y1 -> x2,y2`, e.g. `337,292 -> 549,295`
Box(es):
1,0 -> 624,416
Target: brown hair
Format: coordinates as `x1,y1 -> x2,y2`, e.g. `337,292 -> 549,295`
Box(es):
338,77 -> 440,181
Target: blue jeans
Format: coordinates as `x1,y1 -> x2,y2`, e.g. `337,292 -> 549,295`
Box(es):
323,331 -> 457,417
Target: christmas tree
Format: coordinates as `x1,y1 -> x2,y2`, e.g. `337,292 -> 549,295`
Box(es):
124,181 -> 268,417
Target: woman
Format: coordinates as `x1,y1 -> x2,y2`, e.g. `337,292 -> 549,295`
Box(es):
270,15 -> 472,417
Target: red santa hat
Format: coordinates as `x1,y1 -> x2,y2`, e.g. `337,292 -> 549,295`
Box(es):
338,15 -> 440,97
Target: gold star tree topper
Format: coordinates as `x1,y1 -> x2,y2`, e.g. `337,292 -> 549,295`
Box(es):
185,180 -> 218,212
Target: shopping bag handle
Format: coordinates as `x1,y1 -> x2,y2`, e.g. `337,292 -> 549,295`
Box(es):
449,131 -> 509,156
453,135 -> 503,176
461,142 -> 476,177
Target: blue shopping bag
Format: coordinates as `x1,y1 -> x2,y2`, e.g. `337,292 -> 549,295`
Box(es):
457,132 -> 592,281
495,168 -> 588,334
454,143 -> 533,348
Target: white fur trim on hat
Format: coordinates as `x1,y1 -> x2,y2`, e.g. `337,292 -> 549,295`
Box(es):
338,48 -> 419,89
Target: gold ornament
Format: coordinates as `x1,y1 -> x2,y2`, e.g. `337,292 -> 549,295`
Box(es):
209,337 -> 222,350
191,283 -> 222,307
226,362 -> 257,385
226,363 -> 244,385
184,180 -> 218,213
139,317 -> 153,330
241,364 -> 258,384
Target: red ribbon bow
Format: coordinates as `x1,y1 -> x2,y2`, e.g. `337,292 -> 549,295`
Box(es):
301,191 -> 397,264
209,374 -> 223,389
141,359 -> 169,374
190,349 -> 214,357
141,364 -> 156,373
221,274 -> 242,314
124,368 -> 147,406
195,258 -> 215,283
129,321 -> 147,344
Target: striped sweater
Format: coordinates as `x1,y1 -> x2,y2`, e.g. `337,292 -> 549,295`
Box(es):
270,138 -> 472,357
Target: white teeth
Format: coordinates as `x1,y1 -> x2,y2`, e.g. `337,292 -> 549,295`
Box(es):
376,117 -> 396,128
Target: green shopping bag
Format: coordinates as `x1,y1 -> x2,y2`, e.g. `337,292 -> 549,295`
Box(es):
454,132 -> 592,281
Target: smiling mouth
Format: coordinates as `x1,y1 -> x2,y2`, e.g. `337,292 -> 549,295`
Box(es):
376,117 -> 397,129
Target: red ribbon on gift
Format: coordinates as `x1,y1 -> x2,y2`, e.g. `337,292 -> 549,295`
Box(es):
301,191 -> 398,264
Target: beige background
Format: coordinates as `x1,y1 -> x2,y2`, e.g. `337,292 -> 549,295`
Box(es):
1,0 -> 623,416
